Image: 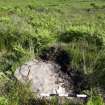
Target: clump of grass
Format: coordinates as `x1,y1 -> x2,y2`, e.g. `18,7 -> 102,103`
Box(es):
90,3 -> 100,9
0,96 -> 8,105
87,95 -> 104,105
0,78 -> 35,105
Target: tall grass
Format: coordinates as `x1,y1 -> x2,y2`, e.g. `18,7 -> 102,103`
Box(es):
87,95 -> 105,105
0,0 -> 105,105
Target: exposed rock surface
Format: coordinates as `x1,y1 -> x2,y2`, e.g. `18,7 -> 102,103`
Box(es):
14,59 -> 73,96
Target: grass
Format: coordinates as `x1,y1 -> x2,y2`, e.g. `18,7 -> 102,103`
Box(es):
0,0 -> 105,105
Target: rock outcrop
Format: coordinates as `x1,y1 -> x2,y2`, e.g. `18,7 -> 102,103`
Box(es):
14,59 -> 73,96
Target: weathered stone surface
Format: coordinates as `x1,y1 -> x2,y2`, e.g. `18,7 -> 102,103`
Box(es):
14,59 -> 73,96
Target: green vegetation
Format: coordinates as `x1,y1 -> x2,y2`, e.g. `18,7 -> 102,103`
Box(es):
87,96 -> 104,105
0,0 -> 105,104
